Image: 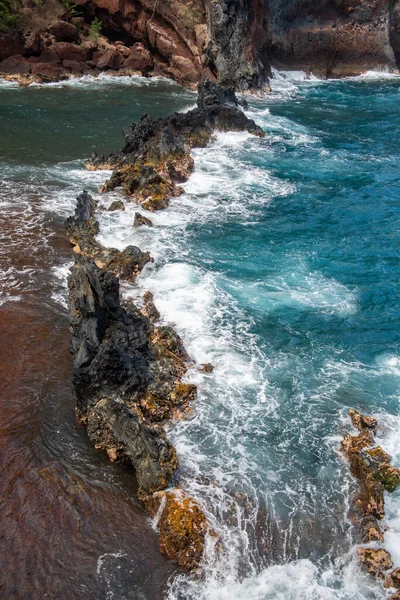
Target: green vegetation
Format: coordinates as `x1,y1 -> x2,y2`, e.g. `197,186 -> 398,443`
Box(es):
180,3 -> 203,28
59,0 -> 79,18
0,0 -> 20,33
89,16 -> 102,41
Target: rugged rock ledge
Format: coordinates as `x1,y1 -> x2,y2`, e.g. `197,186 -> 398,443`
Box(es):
67,192 -> 207,569
66,82 -> 258,569
342,410 -> 400,598
88,78 -> 265,211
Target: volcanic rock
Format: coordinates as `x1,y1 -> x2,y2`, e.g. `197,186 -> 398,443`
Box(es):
96,48 -> 124,70
385,568 -> 400,590
342,410 -> 400,524
108,200 -> 125,211
51,42 -> 89,62
31,62 -> 61,80
49,21 -> 80,44
39,49 -> 61,64
124,43 -> 153,72
65,190 -> 152,280
0,33 -> 25,61
151,490 -> 207,571
88,80 -> 264,211
134,212 -> 153,227
0,54 -> 30,74
357,548 -> 393,579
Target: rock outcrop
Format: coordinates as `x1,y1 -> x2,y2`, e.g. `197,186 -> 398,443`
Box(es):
65,83 -> 256,568
266,0 -> 399,77
342,410 -> 400,592
88,79 -> 265,211
65,190 -> 152,280
66,187 -> 210,567
149,490 -> 209,571
4,0 -> 400,86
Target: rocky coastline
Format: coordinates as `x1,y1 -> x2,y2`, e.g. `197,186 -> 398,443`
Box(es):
65,81 -> 264,569
0,0 -> 270,88
342,410 -> 400,598
3,0 -> 400,89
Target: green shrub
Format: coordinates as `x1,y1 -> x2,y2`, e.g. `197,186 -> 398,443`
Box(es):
59,0 -> 79,18
0,0 -> 21,32
89,16 -> 102,41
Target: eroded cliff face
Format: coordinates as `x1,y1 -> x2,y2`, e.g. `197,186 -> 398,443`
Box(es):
266,0 -> 399,77
82,0 -> 270,88
0,0 -> 270,88
3,0 -> 400,88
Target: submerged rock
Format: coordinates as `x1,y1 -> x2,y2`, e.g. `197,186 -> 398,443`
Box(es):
134,212 -> 153,227
108,199 -> 125,211
88,80 -> 265,211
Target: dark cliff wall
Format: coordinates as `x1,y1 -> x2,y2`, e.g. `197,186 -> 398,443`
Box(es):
266,0 -> 398,77
390,0 -> 400,69
205,0 -> 270,89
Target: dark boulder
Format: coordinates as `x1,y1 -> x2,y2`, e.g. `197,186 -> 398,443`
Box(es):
124,43 -> 153,72
49,21 -> 80,44
62,59 -> 87,73
39,48 -> 61,64
108,200 -> 125,211
51,42 -> 89,62
31,62 -> 61,80
0,54 -> 30,74
134,212 -> 153,227
197,78 -> 238,109
0,33 -> 25,61
96,48 -> 124,70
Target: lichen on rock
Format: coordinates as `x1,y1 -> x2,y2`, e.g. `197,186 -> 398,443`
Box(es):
357,547 -> 393,579
146,489 -> 209,571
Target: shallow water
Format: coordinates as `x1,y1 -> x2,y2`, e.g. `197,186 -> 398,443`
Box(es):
0,75 -> 193,599
1,72 -> 400,599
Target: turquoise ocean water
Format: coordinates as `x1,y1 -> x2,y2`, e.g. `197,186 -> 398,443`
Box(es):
1,72 -> 400,599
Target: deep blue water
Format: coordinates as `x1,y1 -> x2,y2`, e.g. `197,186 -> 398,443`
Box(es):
1,73 -> 400,599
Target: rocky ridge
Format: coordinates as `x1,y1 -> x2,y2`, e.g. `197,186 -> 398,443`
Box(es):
66,81 -> 263,569
342,410 -> 400,597
87,78 -> 265,211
